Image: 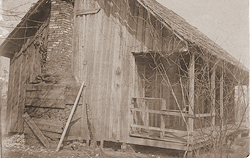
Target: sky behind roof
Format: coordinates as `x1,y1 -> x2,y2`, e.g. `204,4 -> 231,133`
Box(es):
157,0 -> 249,67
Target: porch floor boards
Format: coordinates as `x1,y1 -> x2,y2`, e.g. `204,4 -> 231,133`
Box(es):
129,124 -> 249,151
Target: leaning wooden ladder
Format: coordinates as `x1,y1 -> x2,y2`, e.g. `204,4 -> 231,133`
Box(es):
56,81 -> 85,152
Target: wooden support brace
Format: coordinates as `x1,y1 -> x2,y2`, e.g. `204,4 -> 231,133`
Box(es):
187,53 -> 194,150
22,112 -> 50,148
56,81 -> 85,152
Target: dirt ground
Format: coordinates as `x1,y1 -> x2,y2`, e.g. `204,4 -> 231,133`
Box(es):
2,133 -> 250,158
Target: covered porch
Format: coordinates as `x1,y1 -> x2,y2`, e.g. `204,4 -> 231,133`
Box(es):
129,50 -> 249,152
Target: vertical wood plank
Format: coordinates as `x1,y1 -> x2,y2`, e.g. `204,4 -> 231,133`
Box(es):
220,64 -> 224,123
110,0 -> 122,140
188,53 -> 194,148
129,0 -> 137,52
107,2 -> 116,140
17,55 -> 24,132
6,60 -> 14,133
92,1 -> 103,140
211,67 -> 216,126
99,3 -> 110,142
153,21 -> 162,52
101,1 -> 112,141
11,57 -> 20,132
75,0 -> 90,141
135,4 -> 144,52
144,13 -> 153,51
120,0 -> 130,142
74,0 -> 81,80
125,0 -> 137,142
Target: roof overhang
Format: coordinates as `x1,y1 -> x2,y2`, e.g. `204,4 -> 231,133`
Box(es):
0,0 -> 50,58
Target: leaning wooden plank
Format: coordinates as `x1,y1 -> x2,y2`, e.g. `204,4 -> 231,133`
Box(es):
56,81 -> 85,152
22,112 -> 50,148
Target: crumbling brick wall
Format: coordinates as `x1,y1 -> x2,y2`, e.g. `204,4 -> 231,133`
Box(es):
46,0 -> 74,84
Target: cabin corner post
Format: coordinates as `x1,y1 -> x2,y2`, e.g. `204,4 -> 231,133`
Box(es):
187,52 -> 195,155
220,63 -> 224,125
211,67 -> 216,126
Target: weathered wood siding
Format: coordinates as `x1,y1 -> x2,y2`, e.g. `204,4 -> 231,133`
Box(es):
73,0 -> 186,142
6,20 -> 49,133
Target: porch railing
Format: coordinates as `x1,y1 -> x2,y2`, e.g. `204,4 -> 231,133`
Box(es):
130,97 -> 215,142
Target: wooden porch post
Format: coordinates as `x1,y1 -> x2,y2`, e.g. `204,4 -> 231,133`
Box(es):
211,67 -> 216,126
220,64 -> 224,123
187,53 -> 195,157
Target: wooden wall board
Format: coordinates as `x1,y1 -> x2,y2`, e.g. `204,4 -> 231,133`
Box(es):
70,0 -> 219,147
6,59 -> 15,133
98,2 -> 111,143
119,0 -> 131,143
25,98 -> 65,109
26,84 -> 65,91
11,56 -> 21,132
24,120 -> 81,142
101,1 -> 112,141
91,1 -> 103,141
31,118 -> 63,133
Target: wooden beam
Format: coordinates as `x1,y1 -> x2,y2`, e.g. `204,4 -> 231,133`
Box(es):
22,112 -> 50,148
130,124 -> 187,135
211,67 -> 216,126
188,53 -> 195,147
130,133 -> 186,144
130,108 -> 190,117
132,97 -> 163,100
220,64 -> 224,123
127,137 -> 188,151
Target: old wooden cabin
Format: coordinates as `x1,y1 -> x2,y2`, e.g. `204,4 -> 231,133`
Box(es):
0,0 -> 249,154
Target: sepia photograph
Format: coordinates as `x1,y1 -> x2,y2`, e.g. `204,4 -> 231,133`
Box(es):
0,0 -> 249,157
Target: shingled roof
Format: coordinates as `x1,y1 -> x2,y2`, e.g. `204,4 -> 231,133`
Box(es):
0,0 -> 248,71
137,0 -> 248,71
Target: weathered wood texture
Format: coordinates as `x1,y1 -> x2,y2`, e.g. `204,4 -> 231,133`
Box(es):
72,0 -> 187,143
24,84 -> 83,141
25,85 -> 65,109
23,112 -> 50,148
6,20 -> 49,133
